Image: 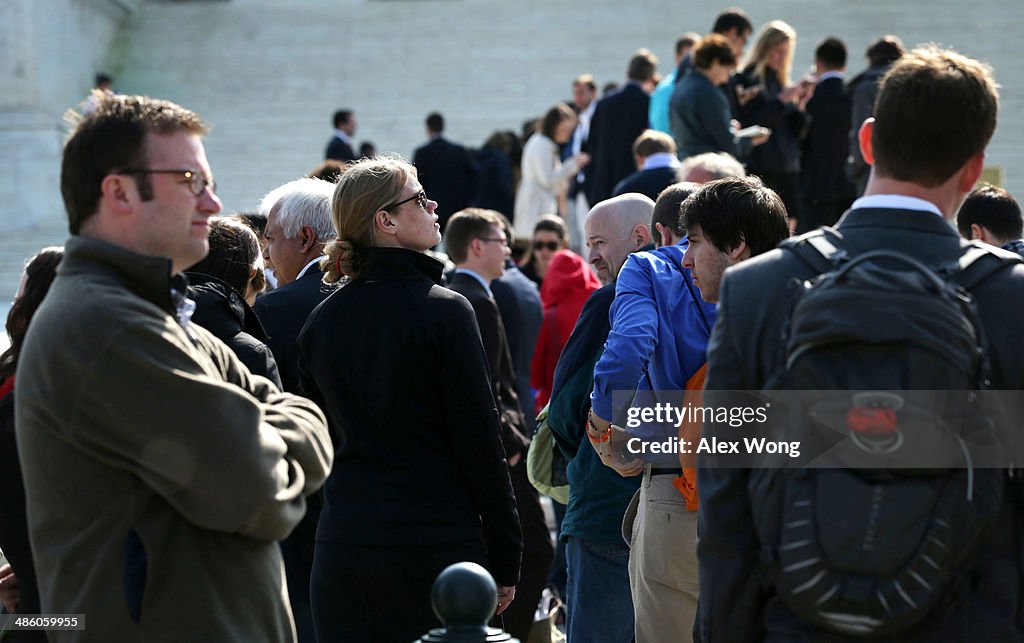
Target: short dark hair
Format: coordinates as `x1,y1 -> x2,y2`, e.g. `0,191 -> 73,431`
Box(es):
426,112 -> 445,133
693,33 -> 737,70
957,184 -> 1023,241
866,35 -> 905,68
711,8 -> 753,37
653,182 -> 700,239
633,129 -> 676,158
61,95 -> 207,235
230,211 -> 267,237
332,109 -> 353,129
627,49 -> 659,82
815,37 -> 847,70
540,103 -> 576,140
534,214 -> 568,240
444,208 -> 506,264
679,176 -> 789,256
872,46 -> 999,187
187,218 -> 263,297
308,159 -> 347,183
94,73 -> 112,88
676,33 -> 701,57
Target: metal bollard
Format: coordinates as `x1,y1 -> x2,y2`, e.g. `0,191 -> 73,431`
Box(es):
415,562 -> 519,643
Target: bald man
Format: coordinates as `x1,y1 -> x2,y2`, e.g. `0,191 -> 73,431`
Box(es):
587,187 -> 717,642
546,194 -> 654,642
584,193 -> 656,285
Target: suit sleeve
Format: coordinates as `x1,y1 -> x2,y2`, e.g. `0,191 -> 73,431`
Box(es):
440,298 -> 523,586
470,295 -> 503,381
66,320 -> 332,543
696,274 -> 765,642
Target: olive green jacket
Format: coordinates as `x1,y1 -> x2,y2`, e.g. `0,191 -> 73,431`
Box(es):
16,236 -> 332,642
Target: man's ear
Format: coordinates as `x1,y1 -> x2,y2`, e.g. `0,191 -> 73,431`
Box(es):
958,153 -> 985,193
298,225 -> 319,252
655,222 -> 671,247
633,224 -> 652,248
99,174 -> 134,215
968,223 -> 983,242
858,118 -> 875,166
727,238 -> 750,263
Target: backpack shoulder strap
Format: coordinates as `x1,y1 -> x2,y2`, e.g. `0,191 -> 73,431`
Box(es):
945,241 -> 1023,291
780,227 -> 858,275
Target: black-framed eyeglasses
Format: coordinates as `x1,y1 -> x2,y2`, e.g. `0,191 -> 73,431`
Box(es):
120,168 -> 216,197
533,240 -> 560,251
478,237 -> 508,245
388,190 -> 428,211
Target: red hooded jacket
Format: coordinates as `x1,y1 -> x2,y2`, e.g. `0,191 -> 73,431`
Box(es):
530,250 -> 601,414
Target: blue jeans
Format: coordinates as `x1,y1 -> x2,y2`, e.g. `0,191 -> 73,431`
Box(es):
565,536 -> 635,643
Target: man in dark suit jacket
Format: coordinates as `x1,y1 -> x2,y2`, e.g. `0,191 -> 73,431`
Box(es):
586,50 -> 659,206
697,46 -> 1024,642
798,38 -> 855,234
444,209 -> 553,642
252,177 -> 338,643
413,112 -> 478,232
492,255 -> 543,434
324,109 -> 357,162
613,129 -> 681,200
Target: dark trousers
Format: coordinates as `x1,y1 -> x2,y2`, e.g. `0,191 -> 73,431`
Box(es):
310,539 -> 487,642
281,493 -> 321,643
547,500 -> 567,598
501,460 -> 555,641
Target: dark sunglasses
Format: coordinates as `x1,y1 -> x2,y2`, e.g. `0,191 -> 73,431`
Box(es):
388,190 -> 428,210
533,240 -> 560,251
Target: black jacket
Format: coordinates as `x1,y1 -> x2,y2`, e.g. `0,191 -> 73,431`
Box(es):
587,83 -> 651,205
735,66 -> 806,175
296,248 -> 522,586
697,208 -> 1024,641
491,261 -> 543,433
800,76 -> 854,205
325,136 -> 356,163
186,273 -> 282,388
473,145 -> 515,218
253,266 -> 334,394
612,166 -> 679,201
447,272 -> 531,458
413,137 -> 479,229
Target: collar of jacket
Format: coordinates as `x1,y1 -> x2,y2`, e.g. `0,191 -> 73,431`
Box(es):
62,235 -> 180,314
185,271 -> 271,342
837,207 -> 959,237
360,247 -> 445,285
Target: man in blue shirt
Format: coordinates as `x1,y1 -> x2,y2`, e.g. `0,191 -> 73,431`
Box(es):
588,183 -> 717,642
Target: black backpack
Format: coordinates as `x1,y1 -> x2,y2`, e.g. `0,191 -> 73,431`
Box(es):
750,227 -> 1021,637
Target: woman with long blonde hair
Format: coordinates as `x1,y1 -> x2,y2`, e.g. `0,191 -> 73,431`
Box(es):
735,20 -> 813,225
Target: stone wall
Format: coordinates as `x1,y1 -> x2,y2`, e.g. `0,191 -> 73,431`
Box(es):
0,0 -> 137,231
102,0 -> 1024,217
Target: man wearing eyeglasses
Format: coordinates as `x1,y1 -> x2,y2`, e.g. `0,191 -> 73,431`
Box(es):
15,95 -> 332,642
444,209 -> 553,642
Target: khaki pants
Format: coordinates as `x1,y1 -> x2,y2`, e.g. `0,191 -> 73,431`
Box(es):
623,467 -> 699,643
